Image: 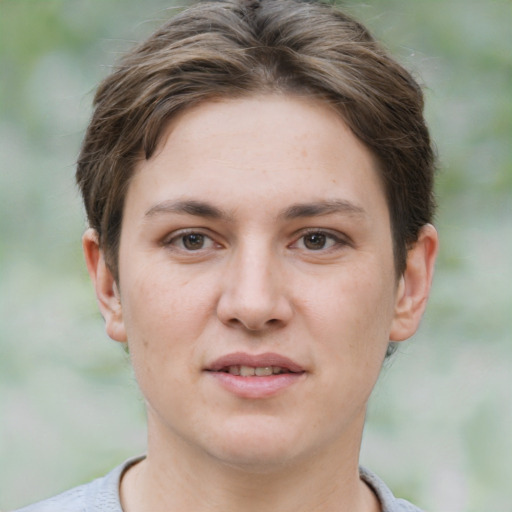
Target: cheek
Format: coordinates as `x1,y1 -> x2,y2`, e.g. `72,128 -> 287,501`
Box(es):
119,266 -> 216,371
119,275 -> 206,413
123,261 -> 213,327
305,264 -> 396,359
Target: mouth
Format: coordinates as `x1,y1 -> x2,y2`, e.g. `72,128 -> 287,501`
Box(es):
205,352 -> 306,398
217,365 -> 299,377
206,352 -> 305,375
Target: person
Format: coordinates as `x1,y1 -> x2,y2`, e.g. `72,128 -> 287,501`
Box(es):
14,0 -> 438,510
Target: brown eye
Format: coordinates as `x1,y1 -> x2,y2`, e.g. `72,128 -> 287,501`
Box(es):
182,233 -> 205,250
164,230 -> 218,252
302,233 -> 327,250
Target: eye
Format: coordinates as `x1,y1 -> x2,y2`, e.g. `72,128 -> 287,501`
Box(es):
302,232 -> 329,250
165,231 -> 217,251
182,233 -> 207,250
293,230 -> 347,251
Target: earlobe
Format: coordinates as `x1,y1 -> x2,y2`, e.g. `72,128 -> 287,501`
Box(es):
82,228 -> 127,343
390,224 -> 439,342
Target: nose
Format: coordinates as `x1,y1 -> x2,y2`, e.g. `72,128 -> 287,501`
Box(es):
216,243 -> 293,332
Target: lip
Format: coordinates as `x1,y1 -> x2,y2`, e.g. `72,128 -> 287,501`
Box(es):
206,352 -> 305,373
204,352 -> 306,399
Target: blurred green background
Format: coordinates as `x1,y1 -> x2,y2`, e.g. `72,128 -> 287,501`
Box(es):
0,1 -> 510,510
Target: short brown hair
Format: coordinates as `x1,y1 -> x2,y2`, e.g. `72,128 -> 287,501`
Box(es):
77,0 -> 436,281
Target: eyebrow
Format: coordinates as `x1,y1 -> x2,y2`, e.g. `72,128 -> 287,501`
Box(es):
280,199 -> 366,220
144,198 -> 366,222
144,199 -> 231,220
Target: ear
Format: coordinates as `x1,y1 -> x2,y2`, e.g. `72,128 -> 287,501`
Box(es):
390,224 -> 439,342
82,228 -> 127,343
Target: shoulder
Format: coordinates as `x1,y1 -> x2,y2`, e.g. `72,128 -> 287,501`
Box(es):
11,457 -> 144,512
12,483 -> 89,512
359,467 -> 424,512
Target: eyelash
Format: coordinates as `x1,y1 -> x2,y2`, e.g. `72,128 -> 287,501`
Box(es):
162,228 -> 350,254
163,229 -> 218,252
291,229 -> 350,252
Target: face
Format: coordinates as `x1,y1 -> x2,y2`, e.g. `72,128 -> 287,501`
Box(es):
89,95 -> 433,471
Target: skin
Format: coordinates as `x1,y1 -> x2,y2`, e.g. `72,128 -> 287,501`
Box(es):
83,95 -> 438,512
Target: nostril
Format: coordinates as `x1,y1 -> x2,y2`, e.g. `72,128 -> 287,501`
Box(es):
225,316 -> 281,332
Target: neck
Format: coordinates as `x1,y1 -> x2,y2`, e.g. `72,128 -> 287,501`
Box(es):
121,415 -> 380,512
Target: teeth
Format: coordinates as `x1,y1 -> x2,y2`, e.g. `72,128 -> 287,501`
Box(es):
225,365 -> 285,376
255,366 -> 273,376
240,365 -> 254,377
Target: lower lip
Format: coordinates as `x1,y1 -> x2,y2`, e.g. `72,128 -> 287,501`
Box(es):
207,372 -> 305,399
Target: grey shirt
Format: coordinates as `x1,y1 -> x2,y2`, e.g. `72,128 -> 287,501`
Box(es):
13,457 -> 423,512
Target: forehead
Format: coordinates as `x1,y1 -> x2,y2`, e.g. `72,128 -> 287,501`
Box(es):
126,94 -> 387,221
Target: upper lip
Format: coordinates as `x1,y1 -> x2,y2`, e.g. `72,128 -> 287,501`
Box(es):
206,352 -> 305,373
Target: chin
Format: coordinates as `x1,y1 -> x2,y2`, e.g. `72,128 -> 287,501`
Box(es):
204,420 -> 303,471
211,447 -> 296,474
